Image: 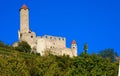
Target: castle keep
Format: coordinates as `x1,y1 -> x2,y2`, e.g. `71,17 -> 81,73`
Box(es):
14,4 -> 77,57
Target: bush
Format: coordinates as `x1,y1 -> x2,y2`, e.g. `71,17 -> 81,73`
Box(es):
15,41 -> 31,53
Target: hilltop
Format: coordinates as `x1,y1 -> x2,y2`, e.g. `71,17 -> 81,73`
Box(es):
0,41 -> 118,76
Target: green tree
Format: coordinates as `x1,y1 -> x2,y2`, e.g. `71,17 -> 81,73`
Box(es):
98,48 -> 118,62
83,43 -> 88,54
15,41 -> 31,53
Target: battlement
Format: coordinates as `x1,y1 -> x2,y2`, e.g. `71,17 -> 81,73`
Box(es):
42,35 -> 66,41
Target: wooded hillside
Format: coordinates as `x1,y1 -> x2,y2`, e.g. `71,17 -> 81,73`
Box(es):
0,41 -> 118,76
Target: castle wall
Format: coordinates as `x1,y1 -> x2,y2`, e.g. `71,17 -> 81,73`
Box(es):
20,31 -> 37,48
42,35 -> 66,49
61,48 -> 73,57
48,48 -> 63,56
48,48 -> 74,57
36,37 -> 46,55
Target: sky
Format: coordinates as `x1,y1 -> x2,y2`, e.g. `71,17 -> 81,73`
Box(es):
0,0 -> 120,55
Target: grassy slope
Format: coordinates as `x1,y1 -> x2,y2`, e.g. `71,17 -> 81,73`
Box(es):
0,46 -> 118,76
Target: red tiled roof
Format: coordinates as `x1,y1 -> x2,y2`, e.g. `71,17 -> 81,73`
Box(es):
21,4 -> 28,10
72,40 -> 76,44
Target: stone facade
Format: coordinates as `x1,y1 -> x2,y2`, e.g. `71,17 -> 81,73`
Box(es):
13,4 -> 77,57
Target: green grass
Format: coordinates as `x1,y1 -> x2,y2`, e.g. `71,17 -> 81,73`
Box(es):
0,47 -> 39,59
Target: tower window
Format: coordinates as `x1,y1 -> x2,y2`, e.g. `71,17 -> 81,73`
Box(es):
29,31 -> 31,33
20,33 -> 22,37
31,36 -> 33,38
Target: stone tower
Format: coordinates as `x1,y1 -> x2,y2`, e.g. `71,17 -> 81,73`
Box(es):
18,4 -> 37,48
20,4 -> 29,33
71,40 -> 77,56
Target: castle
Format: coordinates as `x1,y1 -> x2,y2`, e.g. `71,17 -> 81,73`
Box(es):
13,4 -> 77,57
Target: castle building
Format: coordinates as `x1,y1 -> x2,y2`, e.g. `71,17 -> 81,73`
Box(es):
14,4 -> 77,57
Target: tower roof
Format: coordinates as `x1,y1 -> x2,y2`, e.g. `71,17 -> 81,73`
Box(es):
21,4 -> 28,10
72,40 -> 76,44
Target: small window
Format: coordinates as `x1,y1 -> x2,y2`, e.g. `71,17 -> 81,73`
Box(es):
31,36 -> 33,38
29,31 -> 31,33
20,33 -> 22,37
50,37 -> 52,39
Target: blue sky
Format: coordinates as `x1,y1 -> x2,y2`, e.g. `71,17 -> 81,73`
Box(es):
0,0 -> 120,55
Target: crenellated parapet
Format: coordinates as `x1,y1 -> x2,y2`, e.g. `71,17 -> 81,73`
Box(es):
42,35 -> 66,41
41,35 -> 66,49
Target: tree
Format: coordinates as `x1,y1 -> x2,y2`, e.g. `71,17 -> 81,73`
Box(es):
0,41 -> 5,47
15,41 -> 31,53
98,48 -> 118,62
83,43 -> 88,54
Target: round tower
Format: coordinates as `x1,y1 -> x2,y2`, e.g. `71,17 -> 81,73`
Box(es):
20,4 -> 30,33
71,40 -> 77,56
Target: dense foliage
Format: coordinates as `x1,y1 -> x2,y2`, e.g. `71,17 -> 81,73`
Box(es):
98,48 -> 118,62
15,41 -> 31,53
0,41 -> 119,76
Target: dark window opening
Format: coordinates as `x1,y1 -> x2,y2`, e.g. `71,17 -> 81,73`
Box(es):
73,47 -> 75,49
20,33 -> 22,37
29,31 -> 31,33
31,36 -> 33,38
